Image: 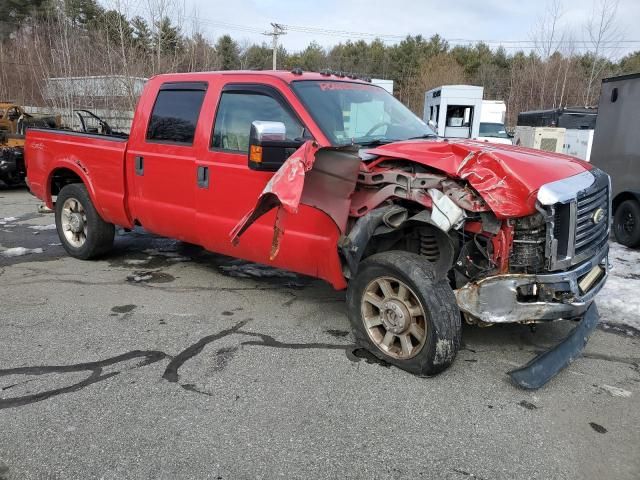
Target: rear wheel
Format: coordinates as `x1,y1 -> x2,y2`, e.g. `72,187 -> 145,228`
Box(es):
614,199 -> 640,248
347,251 -> 461,376
55,183 -> 115,259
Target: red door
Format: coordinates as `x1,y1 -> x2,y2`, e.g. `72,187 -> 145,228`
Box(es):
194,80 -> 345,282
126,81 -> 208,242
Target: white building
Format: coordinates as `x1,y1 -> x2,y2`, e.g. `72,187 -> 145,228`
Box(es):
423,85 -> 483,139
371,79 -> 394,94
43,75 -> 147,101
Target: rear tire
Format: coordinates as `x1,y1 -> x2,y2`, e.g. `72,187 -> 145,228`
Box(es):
55,183 -> 115,259
346,251 -> 461,376
614,199 -> 640,248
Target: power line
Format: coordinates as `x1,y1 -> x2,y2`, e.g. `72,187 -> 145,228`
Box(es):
2,16 -> 640,51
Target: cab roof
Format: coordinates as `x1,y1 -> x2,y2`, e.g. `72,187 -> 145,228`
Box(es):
149,70 -> 372,85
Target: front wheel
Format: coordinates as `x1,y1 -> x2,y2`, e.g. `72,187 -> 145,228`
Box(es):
614,199 -> 640,248
346,251 -> 461,376
55,183 -> 115,259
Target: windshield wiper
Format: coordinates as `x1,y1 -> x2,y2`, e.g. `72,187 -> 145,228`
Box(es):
407,133 -> 438,140
355,138 -> 396,147
356,134 -> 436,147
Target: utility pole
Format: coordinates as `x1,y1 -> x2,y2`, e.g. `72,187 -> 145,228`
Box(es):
263,23 -> 286,70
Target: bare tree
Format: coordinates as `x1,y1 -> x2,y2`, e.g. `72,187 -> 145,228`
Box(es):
583,0 -> 622,106
531,0 -> 565,108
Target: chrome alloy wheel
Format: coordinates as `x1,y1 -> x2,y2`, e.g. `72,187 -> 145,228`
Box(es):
361,276 -> 428,359
60,197 -> 88,248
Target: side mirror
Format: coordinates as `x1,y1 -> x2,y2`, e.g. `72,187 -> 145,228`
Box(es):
248,120 -> 300,171
251,120 -> 286,142
427,119 -> 438,131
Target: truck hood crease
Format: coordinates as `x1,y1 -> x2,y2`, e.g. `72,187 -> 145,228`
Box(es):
365,139 -> 591,218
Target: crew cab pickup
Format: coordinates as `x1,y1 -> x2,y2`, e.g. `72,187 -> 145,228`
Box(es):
25,71 -> 611,388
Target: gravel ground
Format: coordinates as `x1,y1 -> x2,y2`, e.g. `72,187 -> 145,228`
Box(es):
1,188 -> 639,480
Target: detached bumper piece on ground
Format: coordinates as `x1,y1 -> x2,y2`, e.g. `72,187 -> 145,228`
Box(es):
508,303 -> 600,389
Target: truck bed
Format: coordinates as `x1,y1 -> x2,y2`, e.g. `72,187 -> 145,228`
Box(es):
25,128 -> 131,227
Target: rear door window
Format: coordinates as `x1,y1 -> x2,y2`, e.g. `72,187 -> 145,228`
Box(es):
147,84 -> 207,144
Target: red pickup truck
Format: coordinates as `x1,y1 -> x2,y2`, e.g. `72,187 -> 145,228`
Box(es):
25,71 -> 611,388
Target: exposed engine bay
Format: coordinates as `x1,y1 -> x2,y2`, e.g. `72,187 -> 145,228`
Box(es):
231,140 -> 609,328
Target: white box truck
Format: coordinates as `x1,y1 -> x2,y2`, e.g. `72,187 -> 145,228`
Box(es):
477,100 -> 512,145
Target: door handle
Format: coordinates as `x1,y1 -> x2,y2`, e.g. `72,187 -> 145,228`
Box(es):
197,165 -> 209,188
135,156 -> 144,176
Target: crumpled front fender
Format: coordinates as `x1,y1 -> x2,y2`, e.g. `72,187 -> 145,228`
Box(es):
230,142 -> 361,259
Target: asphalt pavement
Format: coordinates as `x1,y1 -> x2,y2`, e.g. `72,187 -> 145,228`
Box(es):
1,188 -> 639,480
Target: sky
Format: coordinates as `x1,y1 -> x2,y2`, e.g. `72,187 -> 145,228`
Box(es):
111,0 -> 640,58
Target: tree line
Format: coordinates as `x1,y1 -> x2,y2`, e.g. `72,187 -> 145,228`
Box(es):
1,0 -> 638,126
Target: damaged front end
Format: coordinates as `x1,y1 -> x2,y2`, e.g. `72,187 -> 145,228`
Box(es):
232,141 -> 610,388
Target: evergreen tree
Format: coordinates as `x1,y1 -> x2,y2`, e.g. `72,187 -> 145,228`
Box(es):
215,35 -> 240,70
64,0 -> 104,29
242,43 -> 272,70
0,0 -> 51,39
131,16 -> 152,54
100,10 -> 133,47
619,51 -> 640,74
155,16 -> 181,56
297,41 -> 326,71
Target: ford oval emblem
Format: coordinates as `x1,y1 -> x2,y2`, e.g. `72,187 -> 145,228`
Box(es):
592,208 -> 606,224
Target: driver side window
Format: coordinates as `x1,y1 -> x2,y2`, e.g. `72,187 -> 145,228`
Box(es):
212,92 -> 304,153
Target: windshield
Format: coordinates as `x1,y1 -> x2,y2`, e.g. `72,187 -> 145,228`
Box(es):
479,122 -> 510,138
291,80 -> 435,146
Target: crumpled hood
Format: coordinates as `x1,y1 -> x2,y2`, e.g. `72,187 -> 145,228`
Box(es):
365,139 -> 592,218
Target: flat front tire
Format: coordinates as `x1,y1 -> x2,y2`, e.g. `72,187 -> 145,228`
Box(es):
347,251 -> 461,376
55,183 -> 115,259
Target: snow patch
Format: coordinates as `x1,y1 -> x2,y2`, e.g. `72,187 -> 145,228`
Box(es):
29,224 -> 57,231
600,385 -> 632,398
128,273 -> 153,282
2,217 -> 17,222
124,258 -> 152,265
1,247 -> 44,258
142,248 -> 190,262
598,242 -> 640,332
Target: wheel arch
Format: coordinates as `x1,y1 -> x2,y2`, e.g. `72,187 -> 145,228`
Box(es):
340,206 -> 456,280
46,163 -> 97,210
613,191 -> 640,213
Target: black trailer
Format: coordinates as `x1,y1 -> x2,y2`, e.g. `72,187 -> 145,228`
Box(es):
590,72 -> 640,248
517,107 -> 598,129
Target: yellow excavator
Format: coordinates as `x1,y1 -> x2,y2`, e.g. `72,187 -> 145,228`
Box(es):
0,102 -> 60,186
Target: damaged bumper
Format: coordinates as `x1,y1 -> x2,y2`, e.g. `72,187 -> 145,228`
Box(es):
508,302 -> 600,389
455,244 -> 609,323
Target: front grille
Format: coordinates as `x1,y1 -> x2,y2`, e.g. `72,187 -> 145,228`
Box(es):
544,168 -> 610,271
575,182 -> 609,255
